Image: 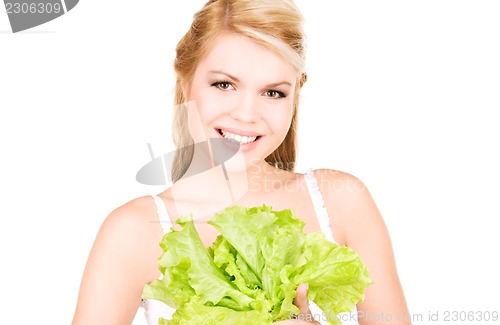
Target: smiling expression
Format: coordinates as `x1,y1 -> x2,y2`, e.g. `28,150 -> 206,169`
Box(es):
185,32 -> 298,167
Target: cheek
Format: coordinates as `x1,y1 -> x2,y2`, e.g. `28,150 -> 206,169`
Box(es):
192,87 -> 236,120
187,100 -> 207,142
187,89 -> 228,141
269,102 -> 295,135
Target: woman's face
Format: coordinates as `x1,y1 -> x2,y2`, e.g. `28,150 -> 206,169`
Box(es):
186,32 -> 297,167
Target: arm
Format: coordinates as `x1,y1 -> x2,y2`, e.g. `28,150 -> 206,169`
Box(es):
317,169 -> 411,325
72,197 -> 163,325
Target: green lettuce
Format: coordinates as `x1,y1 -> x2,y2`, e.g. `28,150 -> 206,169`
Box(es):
142,205 -> 372,325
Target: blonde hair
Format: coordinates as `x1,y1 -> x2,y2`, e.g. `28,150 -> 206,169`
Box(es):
171,0 -> 307,182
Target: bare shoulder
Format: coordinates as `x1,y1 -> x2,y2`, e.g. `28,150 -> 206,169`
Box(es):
97,195 -> 164,279
72,196 -> 164,324
103,195 -> 162,234
311,169 -> 411,319
98,196 -> 162,248
273,167 -> 409,316
310,168 -> 367,195
310,168 -> 372,214
310,168 -> 377,245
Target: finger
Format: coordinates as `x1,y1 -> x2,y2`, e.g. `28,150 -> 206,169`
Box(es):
294,283 -> 312,316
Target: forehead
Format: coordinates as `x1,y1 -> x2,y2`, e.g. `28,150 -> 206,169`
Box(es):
195,33 -> 297,83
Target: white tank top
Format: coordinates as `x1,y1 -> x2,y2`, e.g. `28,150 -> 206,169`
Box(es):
140,169 -> 359,324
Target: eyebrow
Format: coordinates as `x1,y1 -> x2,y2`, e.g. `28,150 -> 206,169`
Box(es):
208,70 -> 293,88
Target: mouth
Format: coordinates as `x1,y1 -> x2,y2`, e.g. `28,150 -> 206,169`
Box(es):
217,128 -> 262,145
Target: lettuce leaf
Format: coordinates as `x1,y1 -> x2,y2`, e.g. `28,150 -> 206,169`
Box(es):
142,205 -> 372,325
142,215 -> 254,310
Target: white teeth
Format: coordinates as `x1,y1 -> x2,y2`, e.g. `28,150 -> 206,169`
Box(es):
220,130 -> 258,144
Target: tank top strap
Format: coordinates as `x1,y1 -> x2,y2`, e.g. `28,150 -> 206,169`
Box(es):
149,194 -> 172,234
303,169 -> 336,243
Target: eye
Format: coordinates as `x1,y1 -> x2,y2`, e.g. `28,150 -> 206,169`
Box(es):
211,81 -> 235,91
263,90 -> 286,99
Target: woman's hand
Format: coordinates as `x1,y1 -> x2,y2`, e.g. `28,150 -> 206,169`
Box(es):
273,284 -> 321,324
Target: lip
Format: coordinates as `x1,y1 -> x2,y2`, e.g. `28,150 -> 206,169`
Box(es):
214,127 -> 263,152
215,127 -> 262,137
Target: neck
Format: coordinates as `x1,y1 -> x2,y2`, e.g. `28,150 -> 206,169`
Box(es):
169,147 -> 286,220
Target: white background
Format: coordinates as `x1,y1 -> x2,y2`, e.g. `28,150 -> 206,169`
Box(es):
1,1 -> 499,324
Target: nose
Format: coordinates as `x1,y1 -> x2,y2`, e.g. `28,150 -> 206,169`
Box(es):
229,91 -> 260,123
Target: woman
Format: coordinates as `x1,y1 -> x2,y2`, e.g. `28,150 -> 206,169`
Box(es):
72,0 -> 410,324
